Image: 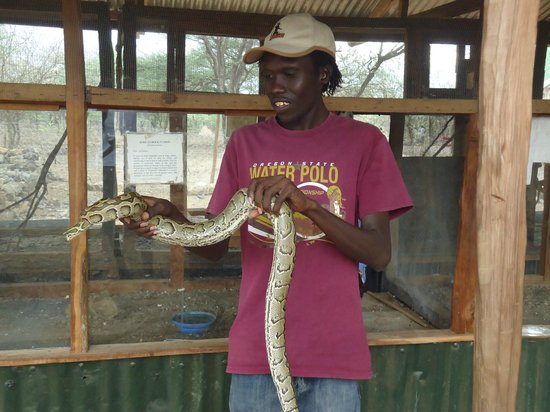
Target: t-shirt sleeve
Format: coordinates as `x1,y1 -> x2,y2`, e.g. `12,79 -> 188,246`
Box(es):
206,134 -> 241,216
357,128 -> 413,220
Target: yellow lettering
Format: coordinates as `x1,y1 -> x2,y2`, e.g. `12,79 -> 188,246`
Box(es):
310,165 -> 319,182
329,166 -> 338,183
250,167 -> 261,179
300,165 -> 310,181
319,166 -> 329,183
285,165 -> 295,181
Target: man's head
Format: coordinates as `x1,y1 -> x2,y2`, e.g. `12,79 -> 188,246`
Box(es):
244,13 -> 342,96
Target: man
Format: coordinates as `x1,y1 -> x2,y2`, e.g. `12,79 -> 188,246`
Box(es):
125,13 -> 412,411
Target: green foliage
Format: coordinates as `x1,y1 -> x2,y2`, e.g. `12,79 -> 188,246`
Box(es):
137,52 -> 167,91
134,51 -> 169,132
185,35 -> 259,94
0,25 -> 66,148
0,25 -> 65,84
336,42 -> 405,98
85,55 -> 101,87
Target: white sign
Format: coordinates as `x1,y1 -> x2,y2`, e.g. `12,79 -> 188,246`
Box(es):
527,118 -> 550,183
126,132 -> 184,184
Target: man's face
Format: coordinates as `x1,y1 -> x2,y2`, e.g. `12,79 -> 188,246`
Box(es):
260,53 -> 327,130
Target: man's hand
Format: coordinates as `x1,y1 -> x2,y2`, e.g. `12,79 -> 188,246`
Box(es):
120,196 -> 182,238
247,176 -> 317,215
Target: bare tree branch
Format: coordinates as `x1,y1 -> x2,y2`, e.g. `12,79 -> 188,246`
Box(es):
0,129 -> 67,232
355,43 -> 405,97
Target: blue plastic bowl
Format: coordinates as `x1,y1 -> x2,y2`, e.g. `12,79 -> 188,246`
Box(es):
172,311 -> 216,334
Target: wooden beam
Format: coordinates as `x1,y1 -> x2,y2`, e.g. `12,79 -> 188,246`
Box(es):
6,80 -> 550,115
399,0 -> 409,18
475,1 -> 539,411
451,114 -> 478,334
87,87 -> 479,114
412,0 -> 482,18
0,83 -> 479,114
0,339 -> 230,367
0,329 -> 474,367
531,100 -> 550,113
2,80 -> 550,116
367,292 -> 432,328
0,83 -> 66,106
0,278 -> 241,299
368,329 -> 473,346
63,0 -> 89,354
0,103 -> 60,111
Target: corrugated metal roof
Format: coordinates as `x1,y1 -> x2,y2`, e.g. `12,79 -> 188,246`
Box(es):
95,0 -> 550,21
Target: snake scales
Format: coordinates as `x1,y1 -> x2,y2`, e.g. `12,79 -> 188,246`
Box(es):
64,189 -> 299,412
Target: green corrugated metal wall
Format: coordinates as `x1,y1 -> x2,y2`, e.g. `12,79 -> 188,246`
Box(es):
0,339 -> 548,411
517,338 -> 550,411
363,342 -> 474,411
0,354 -> 230,412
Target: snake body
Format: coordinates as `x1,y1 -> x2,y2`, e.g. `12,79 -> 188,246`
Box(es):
64,189 -> 299,412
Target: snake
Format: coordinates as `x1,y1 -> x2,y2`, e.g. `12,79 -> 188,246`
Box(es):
64,189 -> 299,412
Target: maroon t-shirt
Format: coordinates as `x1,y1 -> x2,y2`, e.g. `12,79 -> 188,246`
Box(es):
208,113 -> 412,379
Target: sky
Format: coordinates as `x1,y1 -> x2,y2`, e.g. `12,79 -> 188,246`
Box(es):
8,24 -> 458,88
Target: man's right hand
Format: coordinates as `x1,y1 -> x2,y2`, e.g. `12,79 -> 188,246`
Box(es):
120,196 -> 184,238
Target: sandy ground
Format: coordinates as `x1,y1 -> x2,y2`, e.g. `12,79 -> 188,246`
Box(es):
2,282 -> 548,351
0,288 -> 430,350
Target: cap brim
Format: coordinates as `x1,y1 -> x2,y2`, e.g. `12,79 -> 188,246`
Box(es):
243,46 -> 335,64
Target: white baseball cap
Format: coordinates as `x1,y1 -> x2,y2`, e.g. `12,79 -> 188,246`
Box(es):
243,13 -> 336,64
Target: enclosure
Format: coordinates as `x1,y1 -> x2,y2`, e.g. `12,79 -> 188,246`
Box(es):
0,0 -> 549,411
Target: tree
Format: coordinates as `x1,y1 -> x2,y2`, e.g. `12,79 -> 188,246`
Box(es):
137,52 -> 167,91
0,25 -> 65,148
186,35 -> 258,94
336,42 -> 405,98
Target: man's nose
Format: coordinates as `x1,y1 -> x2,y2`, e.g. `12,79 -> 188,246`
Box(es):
268,75 -> 286,93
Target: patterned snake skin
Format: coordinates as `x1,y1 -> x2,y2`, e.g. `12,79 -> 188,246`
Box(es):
64,189 -> 299,412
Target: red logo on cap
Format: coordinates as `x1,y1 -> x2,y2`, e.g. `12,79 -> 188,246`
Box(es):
269,22 -> 285,41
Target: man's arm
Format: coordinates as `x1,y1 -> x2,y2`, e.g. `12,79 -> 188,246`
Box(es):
121,197 -> 230,261
303,205 -> 390,271
248,175 -> 391,271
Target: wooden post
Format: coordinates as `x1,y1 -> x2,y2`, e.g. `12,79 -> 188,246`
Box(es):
167,24 -> 186,288
475,1 -> 539,411
451,114 -> 478,334
388,114 -> 405,157
63,0 -> 89,352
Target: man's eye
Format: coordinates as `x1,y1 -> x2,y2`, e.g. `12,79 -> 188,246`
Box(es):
284,71 -> 295,77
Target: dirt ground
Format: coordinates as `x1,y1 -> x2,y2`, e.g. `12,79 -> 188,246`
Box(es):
88,287 -> 240,344
1,281 -> 548,351
1,284 -> 435,351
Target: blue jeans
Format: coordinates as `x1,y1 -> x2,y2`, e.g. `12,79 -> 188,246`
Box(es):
229,374 -> 361,412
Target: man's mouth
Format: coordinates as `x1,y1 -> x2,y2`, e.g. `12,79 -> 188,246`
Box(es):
273,101 -> 290,109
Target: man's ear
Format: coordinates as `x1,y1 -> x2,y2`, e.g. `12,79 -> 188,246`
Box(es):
319,64 -> 332,85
